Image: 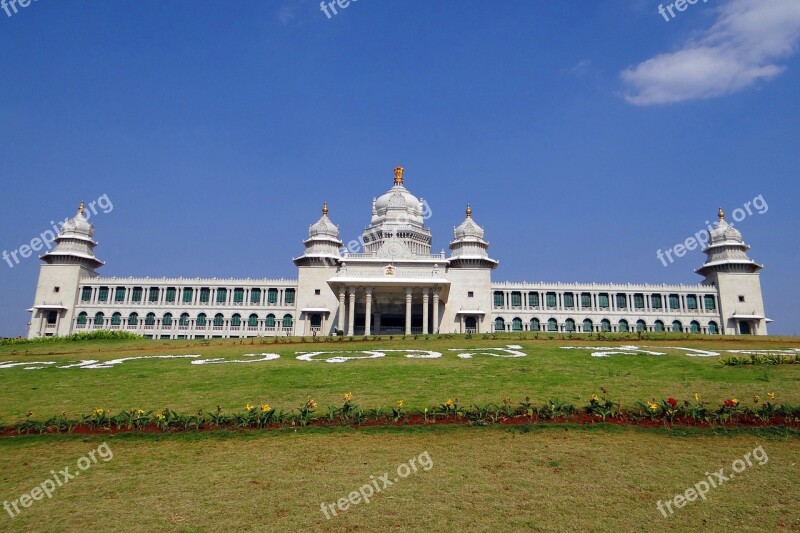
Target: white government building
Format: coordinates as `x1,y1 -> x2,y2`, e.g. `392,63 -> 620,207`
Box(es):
27,167 -> 771,339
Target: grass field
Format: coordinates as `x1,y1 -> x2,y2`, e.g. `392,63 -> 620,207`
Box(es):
1,334 -> 799,532
1,334 -> 799,422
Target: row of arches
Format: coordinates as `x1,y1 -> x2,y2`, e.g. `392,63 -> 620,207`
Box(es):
76,312 -> 294,328
494,317 -> 719,334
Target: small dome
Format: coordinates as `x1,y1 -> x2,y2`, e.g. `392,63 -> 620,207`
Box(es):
61,202 -> 95,239
453,204 -> 485,240
308,203 -> 339,239
709,208 -> 742,244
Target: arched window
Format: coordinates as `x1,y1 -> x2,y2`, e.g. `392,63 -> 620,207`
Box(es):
690,320 -> 700,334
582,319 -> 593,332
282,314 -> 293,328
111,312 -> 122,326
231,314 -> 242,327
145,313 -> 156,326
618,319 -> 629,332
464,316 -> 476,330
94,312 -> 104,326
672,320 -> 683,332
547,318 -> 558,332
76,312 -> 88,325
163,313 -> 173,327
179,313 -> 190,326
600,319 -> 611,332
708,321 -> 718,334
214,313 -> 224,327
636,320 -> 647,332
654,320 -> 665,332
494,317 -> 505,331
128,312 -> 138,326
248,314 -> 259,327
512,317 -> 523,331
197,313 -> 207,327
565,318 -> 576,332
265,314 -> 276,327
530,318 -> 540,331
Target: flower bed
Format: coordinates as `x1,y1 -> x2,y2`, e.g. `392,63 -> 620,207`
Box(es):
4,391 -> 798,436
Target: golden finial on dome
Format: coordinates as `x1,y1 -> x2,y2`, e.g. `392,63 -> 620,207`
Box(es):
718,207 -> 725,221
466,204 -> 472,218
393,166 -> 404,185
322,202 -> 328,216
78,201 -> 85,217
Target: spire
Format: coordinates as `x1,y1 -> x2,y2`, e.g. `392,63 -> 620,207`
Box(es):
78,201 -> 85,217
322,202 -> 329,216
466,204 -> 472,218
718,207 -> 725,221
393,165 -> 404,186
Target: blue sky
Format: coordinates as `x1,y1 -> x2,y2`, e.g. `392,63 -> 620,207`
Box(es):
1,0 -> 798,336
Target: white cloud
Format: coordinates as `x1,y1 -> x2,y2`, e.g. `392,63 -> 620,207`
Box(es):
621,0 -> 800,105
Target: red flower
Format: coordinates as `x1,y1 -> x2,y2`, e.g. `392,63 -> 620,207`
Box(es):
667,397 -> 677,407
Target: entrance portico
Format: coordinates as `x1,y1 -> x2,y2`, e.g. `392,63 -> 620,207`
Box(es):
330,271 -> 449,335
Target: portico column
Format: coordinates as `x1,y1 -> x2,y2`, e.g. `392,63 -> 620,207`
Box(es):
347,287 -> 356,336
405,288 -> 413,335
432,289 -> 440,334
364,287 -> 373,336
422,289 -> 430,334
337,286 -> 346,334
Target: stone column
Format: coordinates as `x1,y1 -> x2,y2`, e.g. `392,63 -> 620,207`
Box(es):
347,287 -> 356,336
405,288 -> 413,335
337,286 -> 346,333
422,288 -> 429,334
364,287 -> 373,336
432,289 -> 440,334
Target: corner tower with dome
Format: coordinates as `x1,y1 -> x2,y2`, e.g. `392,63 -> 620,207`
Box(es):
26,166 -> 771,338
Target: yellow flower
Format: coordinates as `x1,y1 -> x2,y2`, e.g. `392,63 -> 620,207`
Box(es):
502,396 -> 512,406
94,408 -> 105,416
445,398 -> 455,408
396,400 -> 404,409
26,411 -> 34,418
260,404 -> 272,412
694,393 -> 701,402
343,392 -> 353,402
767,392 -> 776,401
731,398 -> 739,406
646,401 -> 658,412
154,413 -> 165,420
306,398 -> 317,409
753,395 -> 761,404
245,403 -> 255,412
590,394 -> 600,402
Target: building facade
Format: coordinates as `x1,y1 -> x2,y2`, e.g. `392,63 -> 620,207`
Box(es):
27,167 -> 771,338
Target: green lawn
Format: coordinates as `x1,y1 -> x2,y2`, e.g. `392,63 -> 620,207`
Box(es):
1,334 -> 799,422
1,335 -> 799,531
0,426 -> 797,532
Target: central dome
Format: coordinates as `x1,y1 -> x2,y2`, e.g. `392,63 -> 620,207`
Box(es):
360,166 -> 433,257
372,166 -> 425,224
